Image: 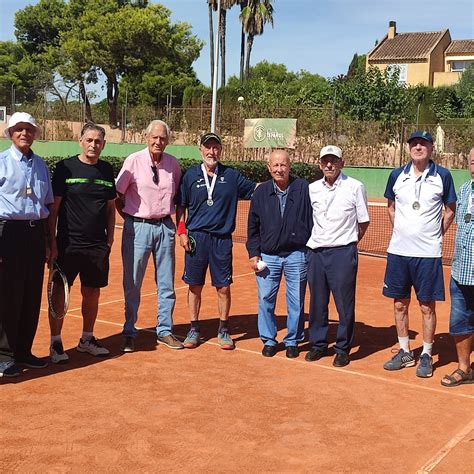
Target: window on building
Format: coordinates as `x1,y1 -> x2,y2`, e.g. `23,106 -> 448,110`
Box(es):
386,64 -> 408,84
450,60 -> 474,72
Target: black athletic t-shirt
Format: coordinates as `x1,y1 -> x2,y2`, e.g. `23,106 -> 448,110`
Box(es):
52,155 -> 116,249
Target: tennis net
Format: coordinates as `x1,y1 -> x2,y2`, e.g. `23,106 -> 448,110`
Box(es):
233,201 -> 456,265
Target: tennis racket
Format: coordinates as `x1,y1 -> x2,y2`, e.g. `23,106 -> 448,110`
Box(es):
47,262 -> 70,320
187,234 -> 196,256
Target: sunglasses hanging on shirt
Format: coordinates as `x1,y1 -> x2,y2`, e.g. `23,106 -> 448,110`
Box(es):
151,165 -> 158,185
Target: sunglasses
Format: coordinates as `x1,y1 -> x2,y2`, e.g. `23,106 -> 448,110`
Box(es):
151,165 -> 158,184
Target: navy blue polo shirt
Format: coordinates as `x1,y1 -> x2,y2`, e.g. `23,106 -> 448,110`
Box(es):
178,164 -> 256,236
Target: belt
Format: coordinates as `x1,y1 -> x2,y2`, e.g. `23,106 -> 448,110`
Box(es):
128,215 -> 170,225
0,219 -> 42,228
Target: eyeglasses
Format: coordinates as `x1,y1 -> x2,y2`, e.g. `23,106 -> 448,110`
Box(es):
151,165 -> 158,184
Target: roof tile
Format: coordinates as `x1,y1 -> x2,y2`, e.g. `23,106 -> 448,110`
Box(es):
369,31 -> 446,61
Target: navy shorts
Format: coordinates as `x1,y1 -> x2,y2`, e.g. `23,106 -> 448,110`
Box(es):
449,277 -> 474,336
57,244 -> 110,288
383,253 -> 445,301
182,231 -> 233,287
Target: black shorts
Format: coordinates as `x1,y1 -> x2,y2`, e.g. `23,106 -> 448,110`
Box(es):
57,244 -> 110,288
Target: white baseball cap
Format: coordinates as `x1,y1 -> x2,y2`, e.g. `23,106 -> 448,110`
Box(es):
319,145 -> 342,159
4,112 -> 41,139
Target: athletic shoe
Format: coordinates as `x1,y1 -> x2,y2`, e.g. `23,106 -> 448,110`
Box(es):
383,349 -> 415,371
183,329 -> 200,349
77,337 -> 110,357
50,341 -> 69,364
17,355 -> 48,369
416,353 -> 433,378
122,336 -> 135,353
0,361 -> 21,377
156,334 -> 184,350
217,330 -> 234,350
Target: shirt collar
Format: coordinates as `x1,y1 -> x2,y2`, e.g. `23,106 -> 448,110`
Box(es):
270,175 -> 294,195
9,145 -> 33,162
322,171 -> 343,189
403,159 -> 437,178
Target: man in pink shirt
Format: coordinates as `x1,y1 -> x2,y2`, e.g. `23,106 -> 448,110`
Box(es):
116,120 -> 183,352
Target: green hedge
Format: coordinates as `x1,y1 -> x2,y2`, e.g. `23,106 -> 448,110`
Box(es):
43,156 -> 323,182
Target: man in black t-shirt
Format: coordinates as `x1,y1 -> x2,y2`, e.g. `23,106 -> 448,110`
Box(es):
47,123 -> 116,363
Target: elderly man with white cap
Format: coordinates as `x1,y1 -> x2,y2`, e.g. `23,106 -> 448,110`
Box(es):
305,145 -> 369,367
0,112 -> 54,377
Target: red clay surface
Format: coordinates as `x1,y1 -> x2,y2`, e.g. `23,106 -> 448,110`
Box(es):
1,215 -> 473,473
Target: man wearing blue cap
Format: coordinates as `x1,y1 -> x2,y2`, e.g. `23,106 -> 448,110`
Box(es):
383,130 -> 456,378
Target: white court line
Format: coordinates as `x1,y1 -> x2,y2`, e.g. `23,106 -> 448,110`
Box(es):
47,309 -> 473,402
417,419 -> 474,473
40,268 -> 473,402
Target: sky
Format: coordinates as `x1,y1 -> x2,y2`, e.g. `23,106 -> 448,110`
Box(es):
1,0 -> 473,94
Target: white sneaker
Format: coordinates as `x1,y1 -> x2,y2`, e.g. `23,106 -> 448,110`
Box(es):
77,337 -> 110,357
50,341 -> 69,364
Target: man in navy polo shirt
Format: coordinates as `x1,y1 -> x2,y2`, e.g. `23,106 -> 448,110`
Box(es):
247,149 -> 312,358
383,130 -> 456,378
177,132 -> 256,350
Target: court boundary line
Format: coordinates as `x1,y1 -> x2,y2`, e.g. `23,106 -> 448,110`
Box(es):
46,308 -> 473,401
417,418 -> 474,472
40,267 -> 473,401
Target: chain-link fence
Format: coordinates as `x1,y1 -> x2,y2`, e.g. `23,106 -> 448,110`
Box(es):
13,99 -> 473,168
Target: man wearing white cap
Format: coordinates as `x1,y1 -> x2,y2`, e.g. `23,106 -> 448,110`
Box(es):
306,145 -> 369,367
0,112 -> 54,377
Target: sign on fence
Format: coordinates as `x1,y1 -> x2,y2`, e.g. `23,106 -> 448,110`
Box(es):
244,118 -> 297,148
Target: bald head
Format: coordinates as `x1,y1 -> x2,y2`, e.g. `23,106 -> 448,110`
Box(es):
268,149 -> 291,190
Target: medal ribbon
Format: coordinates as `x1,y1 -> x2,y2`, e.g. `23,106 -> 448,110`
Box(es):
414,168 -> 430,205
201,164 -> 218,203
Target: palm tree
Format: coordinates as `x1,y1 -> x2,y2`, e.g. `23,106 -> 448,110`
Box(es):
208,0 -> 239,87
240,0 -> 274,79
239,1 -> 248,81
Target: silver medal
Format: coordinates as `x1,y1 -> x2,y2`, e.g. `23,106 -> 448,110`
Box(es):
207,199 -> 214,206
412,201 -> 420,210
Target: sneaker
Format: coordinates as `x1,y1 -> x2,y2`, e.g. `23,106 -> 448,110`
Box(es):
77,337 -> 110,357
50,341 -> 69,364
122,336 -> 135,353
0,361 -> 21,377
217,330 -> 234,350
416,353 -> 433,378
156,334 -> 184,350
383,349 -> 415,371
17,355 -> 48,369
183,329 -> 200,349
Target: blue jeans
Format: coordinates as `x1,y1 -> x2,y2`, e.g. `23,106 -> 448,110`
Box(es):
256,250 -> 307,347
121,216 -> 176,338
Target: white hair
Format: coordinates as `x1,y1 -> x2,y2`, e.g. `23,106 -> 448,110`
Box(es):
145,120 -> 171,138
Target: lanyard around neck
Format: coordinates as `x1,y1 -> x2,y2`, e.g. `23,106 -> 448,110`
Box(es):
201,164 -> 218,203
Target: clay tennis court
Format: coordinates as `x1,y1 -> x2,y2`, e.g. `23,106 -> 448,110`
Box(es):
1,206 -> 472,473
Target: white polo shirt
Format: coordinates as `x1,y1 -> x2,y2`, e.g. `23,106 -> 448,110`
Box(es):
385,160 -> 457,258
307,173 -> 369,249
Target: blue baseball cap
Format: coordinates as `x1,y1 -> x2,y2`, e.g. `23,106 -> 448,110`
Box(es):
407,130 -> 433,144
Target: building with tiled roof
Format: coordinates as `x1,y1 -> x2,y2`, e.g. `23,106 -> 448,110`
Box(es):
367,22 -> 474,87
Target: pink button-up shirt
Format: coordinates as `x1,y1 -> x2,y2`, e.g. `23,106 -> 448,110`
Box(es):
116,148 -> 181,219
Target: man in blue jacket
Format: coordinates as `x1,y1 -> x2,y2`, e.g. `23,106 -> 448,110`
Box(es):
246,149 -> 313,358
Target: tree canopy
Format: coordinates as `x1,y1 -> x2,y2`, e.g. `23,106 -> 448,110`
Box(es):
9,0 -> 203,126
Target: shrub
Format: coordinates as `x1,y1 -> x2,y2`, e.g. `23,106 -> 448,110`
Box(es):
43,156 -> 323,182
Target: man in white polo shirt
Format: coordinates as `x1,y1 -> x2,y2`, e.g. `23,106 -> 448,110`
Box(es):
383,130 -> 456,378
306,145 -> 369,367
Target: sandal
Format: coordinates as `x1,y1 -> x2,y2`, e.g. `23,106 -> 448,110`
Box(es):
440,368 -> 474,388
